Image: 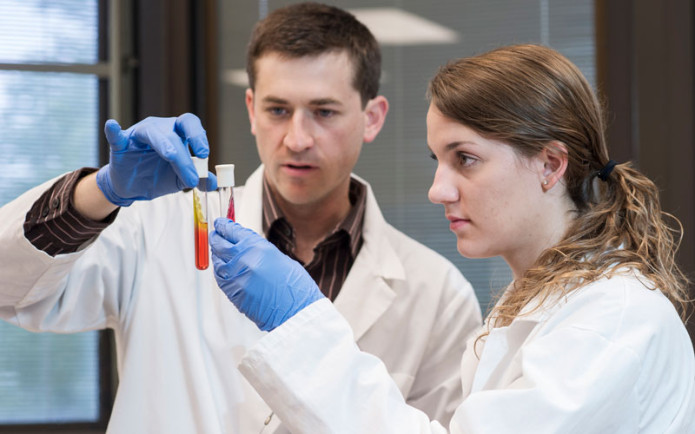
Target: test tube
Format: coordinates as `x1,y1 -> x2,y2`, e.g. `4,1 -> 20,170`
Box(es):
192,157 -> 209,270
215,164 -> 236,221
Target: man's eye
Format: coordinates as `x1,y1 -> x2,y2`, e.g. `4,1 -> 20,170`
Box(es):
316,109 -> 335,118
267,107 -> 288,116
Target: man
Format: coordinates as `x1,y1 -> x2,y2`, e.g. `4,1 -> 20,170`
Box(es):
0,3 -> 481,433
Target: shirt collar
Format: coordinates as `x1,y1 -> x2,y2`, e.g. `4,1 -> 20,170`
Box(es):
261,175 -> 367,258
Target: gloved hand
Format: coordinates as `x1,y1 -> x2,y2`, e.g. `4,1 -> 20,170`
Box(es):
96,113 -> 217,207
210,218 -> 325,331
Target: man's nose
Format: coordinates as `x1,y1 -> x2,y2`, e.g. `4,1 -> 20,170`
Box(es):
283,112 -> 314,152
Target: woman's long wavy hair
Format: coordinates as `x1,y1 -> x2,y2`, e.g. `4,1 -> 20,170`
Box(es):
427,44 -> 691,332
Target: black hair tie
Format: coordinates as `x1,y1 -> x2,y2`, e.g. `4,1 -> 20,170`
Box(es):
597,160 -> 617,182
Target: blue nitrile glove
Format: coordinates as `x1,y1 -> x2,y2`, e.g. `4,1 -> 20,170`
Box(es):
96,113 -> 217,207
210,218 -> 325,331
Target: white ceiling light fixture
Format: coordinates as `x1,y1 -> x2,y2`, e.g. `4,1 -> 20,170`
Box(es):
223,69 -> 249,88
223,7 -> 458,87
348,7 -> 459,46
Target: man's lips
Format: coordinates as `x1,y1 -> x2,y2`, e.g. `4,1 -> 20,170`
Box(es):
283,162 -> 314,169
280,162 -> 317,176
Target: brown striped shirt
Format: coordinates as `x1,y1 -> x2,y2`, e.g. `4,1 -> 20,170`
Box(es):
24,168 -> 118,256
262,176 -> 366,301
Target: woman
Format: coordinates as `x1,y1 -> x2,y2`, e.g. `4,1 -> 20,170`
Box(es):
210,44 -> 695,433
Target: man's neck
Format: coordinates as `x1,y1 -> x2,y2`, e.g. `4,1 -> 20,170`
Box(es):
278,193 -> 352,264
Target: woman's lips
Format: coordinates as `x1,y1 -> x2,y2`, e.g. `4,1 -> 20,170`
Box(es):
447,216 -> 470,231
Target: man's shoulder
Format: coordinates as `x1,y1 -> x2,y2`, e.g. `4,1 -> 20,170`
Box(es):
359,188 -> 458,273
374,222 -> 478,311
380,222 -> 459,272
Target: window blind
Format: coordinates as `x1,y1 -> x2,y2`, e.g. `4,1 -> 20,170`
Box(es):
216,0 -> 595,315
0,0 -> 101,425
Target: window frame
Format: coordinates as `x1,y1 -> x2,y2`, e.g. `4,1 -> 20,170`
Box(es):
0,0 -> 126,431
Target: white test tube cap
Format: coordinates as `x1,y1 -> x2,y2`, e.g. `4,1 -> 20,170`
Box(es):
192,156 -> 209,178
215,164 -> 235,187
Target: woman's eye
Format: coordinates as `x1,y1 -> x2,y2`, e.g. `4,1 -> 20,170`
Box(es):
457,153 -> 476,167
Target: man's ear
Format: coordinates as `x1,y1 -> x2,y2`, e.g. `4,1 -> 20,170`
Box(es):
363,95 -> 389,143
245,88 -> 257,136
540,140 -> 568,191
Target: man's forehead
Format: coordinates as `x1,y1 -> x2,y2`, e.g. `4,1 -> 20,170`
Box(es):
252,52 -> 360,103
257,48 -> 353,64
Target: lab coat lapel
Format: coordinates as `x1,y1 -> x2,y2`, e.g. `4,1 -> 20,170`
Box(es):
333,179 -> 403,341
469,294 -> 563,392
470,319 -> 538,392
235,165 -> 265,235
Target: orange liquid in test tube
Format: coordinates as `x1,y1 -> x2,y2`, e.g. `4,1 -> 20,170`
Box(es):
195,221 -> 209,269
193,184 -> 209,270
192,156 -> 210,270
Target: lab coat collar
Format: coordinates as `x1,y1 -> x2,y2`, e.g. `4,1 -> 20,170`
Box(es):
510,268 -> 635,322
466,289 -> 557,392
333,173 -> 404,340
492,281 -> 570,325
235,166 -> 266,236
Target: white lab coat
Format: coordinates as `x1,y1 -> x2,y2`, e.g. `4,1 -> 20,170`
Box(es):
0,166 -> 481,433
239,271 -> 695,433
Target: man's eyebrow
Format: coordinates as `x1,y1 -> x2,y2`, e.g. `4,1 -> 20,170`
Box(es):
308,98 -> 342,106
260,96 -> 342,106
261,96 -> 287,104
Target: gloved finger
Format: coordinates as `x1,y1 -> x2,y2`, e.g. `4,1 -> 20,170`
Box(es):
213,218 -> 259,244
104,119 -> 128,152
210,230 -> 237,263
133,125 -> 199,189
175,113 -> 209,159
171,170 -> 214,191
211,252 -> 233,280
204,172 -> 218,191
211,247 -> 242,284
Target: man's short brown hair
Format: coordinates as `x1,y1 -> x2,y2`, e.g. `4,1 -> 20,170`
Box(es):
246,2 -> 381,106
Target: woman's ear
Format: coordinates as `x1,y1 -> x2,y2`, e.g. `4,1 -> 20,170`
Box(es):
540,141 -> 568,191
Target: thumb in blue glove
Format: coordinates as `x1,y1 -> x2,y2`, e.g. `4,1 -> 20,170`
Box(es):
210,218 -> 324,331
96,113 -> 217,207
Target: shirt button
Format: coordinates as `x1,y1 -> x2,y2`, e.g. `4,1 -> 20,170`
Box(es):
52,198 -> 61,209
41,208 -> 49,217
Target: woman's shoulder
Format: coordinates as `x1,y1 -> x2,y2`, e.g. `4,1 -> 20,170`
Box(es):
577,270 -> 674,316
554,270 -> 691,354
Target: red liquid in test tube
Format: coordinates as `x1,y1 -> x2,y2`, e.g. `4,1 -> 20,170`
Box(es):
216,164 -> 236,222
226,193 -> 235,220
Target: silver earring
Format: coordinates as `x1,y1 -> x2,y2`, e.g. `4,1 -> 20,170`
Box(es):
543,179 -> 549,185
